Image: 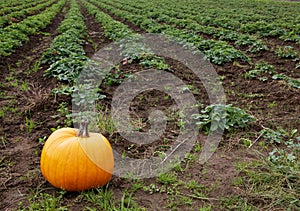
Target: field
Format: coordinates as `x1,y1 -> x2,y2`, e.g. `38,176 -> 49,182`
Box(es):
0,0 -> 299,210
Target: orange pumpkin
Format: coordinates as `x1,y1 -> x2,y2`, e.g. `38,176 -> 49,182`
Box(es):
40,120 -> 114,191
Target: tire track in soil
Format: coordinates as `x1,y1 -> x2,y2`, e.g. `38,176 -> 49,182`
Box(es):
0,5 -> 71,210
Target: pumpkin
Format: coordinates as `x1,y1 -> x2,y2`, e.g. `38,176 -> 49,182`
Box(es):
40,119 -> 114,191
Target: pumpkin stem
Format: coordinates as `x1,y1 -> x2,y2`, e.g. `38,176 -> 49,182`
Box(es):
76,119 -> 89,138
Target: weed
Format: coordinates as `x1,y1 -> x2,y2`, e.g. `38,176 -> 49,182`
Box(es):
16,61 -> 22,68
82,187 -> 144,210
193,142 -> 202,152
96,105 -> 116,134
220,195 -> 256,210
272,73 -> 300,89
20,82 -> 29,91
38,136 -> 47,143
18,190 -> 67,211
0,136 -> 7,148
26,60 -> 41,75
52,102 -> 72,127
143,183 -> 165,194
157,172 -> 177,185
244,62 -> 275,80
267,101 -> 276,109
83,188 -> 114,210
232,130 -> 300,210
199,204 -> 213,211
0,106 -> 9,118
184,180 -> 205,190
0,156 -> 13,168
24,117 -> 36,133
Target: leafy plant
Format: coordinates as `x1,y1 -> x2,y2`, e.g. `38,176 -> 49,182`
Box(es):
192,104 -> 255,133
18,191 -> 68,211
272,73 -> 300,89
42,0 -> 88,84
276,46 -> 298,59
244,62 -> 275,80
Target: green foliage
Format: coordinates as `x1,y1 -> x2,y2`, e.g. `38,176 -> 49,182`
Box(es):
276,46 -> 298,59
18,191 -> 67,211
204,43 -> 249,64
139,55 -> 170,69
272,73 -> 300,89
42,0 -> 88,84
193,104 -> 255,133
244,62 -> 275,81
157,172 -> 177,185
0,0 -> 66,56
89,0 -> 250,65
82,188 -> 144,210
233,129 -> 299,210
0,0 -> 56,28
83,0 -> 172,71
260,127 -> 284,144
46,57 -> 87,83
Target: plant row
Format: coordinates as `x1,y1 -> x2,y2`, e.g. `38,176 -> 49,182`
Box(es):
0,0 -> 57,28
0,0 -> 48,16
244,61 -> 300,89
81,0 -> 256,134
135,0 -> 300,43
0,0 -> 66,57
0,0 -> 39,11
93,0 -> 300,84
42,0 -> 88,84
81,0 -> 171,70
103,0 -> 300,65
105,0 -> 268,53
88,0 -> 249,65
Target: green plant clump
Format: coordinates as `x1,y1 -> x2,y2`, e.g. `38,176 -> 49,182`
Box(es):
193,104 -> 256,133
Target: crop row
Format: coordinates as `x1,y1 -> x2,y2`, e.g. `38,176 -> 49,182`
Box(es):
88,0 -> 249,65
103,0 -> 267,53
100,0 -> 300,63
129,0 -> 300,43
90,0 -> 300,88
0,0 -> 39,10
0,0 -> 57,28
81,0 -> 171,70
0,0 -> 48,16
42,0 -> 88,84
0,0 -> 66,57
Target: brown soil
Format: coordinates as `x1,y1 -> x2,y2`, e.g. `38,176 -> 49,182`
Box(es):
0,5 -> 70,210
